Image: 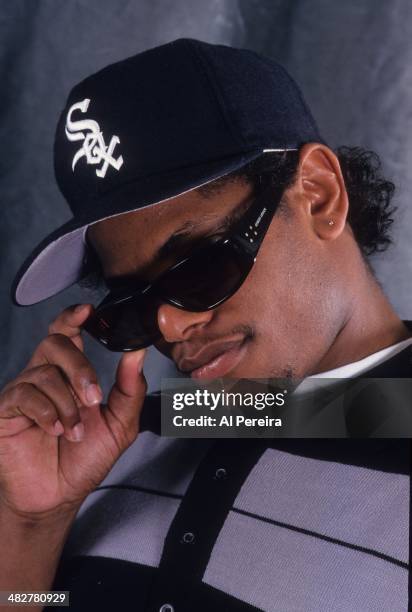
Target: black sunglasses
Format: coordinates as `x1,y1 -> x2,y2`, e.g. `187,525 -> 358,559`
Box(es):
82,160 -> 295,351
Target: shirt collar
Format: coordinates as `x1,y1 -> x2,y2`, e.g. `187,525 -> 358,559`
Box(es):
293,335 -> 412,397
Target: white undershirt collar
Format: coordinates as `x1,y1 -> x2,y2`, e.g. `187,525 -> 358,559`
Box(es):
293,335 -> 412,397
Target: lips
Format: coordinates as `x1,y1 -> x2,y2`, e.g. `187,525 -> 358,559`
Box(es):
176,336 -> 248,379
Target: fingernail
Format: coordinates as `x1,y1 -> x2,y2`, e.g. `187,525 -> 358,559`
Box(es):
136,349 -> 146,373
53,420 -> 65,436
71,422 -> 84,442
74,304 -> 88,313
85,383 -> 103,405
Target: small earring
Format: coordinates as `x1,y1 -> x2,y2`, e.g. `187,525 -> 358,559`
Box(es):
328,219 -> 335,226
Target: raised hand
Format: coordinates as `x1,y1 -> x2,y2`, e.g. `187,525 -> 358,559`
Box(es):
0,304 -> 147,519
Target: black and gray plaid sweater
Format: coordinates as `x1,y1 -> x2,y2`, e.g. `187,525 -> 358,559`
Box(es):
50,326 -> 412,612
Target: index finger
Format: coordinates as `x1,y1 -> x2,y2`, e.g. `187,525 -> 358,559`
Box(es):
48,304 -> 93,351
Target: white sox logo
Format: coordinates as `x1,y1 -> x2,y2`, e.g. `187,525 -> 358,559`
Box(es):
65,98 -> 123,178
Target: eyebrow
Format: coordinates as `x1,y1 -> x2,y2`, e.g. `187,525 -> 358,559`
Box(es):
104,200 -> 252,290
157,214 -> 231,258
157,194 -> 256,258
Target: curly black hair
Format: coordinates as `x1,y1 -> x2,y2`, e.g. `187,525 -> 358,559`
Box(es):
335,147 -> 396,255
198,146 -> 397,257
79,146 -> 397,290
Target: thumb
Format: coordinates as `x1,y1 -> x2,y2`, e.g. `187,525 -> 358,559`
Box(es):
105,349 -> 147,443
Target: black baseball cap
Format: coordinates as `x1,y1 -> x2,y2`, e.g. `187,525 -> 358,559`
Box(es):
12,38 -> 323,306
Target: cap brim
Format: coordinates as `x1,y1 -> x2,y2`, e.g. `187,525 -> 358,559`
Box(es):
12,149 -> 267,305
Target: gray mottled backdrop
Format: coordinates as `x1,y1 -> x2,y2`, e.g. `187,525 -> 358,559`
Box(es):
1,0 -> 411,394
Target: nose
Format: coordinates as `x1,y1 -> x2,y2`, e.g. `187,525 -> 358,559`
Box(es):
157,303 -> 214,343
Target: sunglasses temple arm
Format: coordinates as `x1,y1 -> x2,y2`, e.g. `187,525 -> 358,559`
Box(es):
233,184 -> 284,255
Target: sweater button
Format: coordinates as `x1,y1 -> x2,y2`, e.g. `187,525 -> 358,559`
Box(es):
181,531 -> 195,543
214,467 -> 227,480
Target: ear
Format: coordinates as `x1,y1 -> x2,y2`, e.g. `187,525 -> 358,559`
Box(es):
291,143 -> 349,241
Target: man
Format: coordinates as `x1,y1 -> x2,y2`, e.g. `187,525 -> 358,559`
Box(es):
0,39 -> 410,611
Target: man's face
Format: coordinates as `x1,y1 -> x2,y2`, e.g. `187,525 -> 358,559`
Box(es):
87,164 -> 345,380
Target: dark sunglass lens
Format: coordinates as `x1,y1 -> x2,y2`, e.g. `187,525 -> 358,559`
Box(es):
83,295 -> 160,351
157,241 -> 252,310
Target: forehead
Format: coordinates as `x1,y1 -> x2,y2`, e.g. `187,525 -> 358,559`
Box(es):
87,178 -> 253,277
